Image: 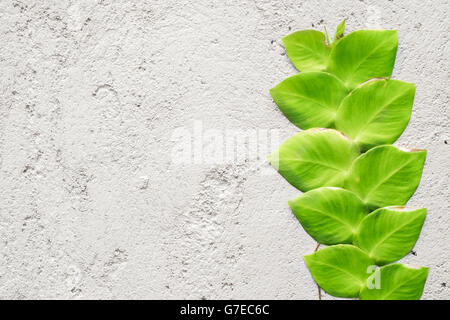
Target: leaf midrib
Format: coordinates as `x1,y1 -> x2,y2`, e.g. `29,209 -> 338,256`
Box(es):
344,36 -> 392,78
311,259 -> 365,286
291,40 -> 329,63
299,205 -> 357,231
283,158 -> 346,173
367,213 -> 422,257
282,91 -> 337,113
380,271 -> 425,300
362,156 -> 416,202
352,89 -> 410,138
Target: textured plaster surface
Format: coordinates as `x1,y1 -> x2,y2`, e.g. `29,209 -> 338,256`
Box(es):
0,0 -> 449,299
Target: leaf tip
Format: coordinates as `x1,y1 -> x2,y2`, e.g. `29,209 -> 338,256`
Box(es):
268,87 -> 276,99
303,253 -> 314,266
267,150 -> 280,169
287,198 -> 295,209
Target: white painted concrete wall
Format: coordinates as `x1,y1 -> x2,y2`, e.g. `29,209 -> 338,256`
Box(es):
0,0 -> 448,299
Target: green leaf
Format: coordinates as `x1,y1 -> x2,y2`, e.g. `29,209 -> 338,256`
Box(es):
328,30 -> 398,90
355,207 -> 427,265
304,244 -> 375,298
360,264 -> 428,300
289,187 -> 367,245
333,19 -> 346,41
268,129 -> 359,192
282,30 -> 330,72
345,145 -> 426,209
270,72 -> 348,129
336,79 -> 416,151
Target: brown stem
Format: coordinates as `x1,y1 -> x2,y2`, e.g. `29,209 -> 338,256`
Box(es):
314,242 -> 322,300
314,242 -> 320,252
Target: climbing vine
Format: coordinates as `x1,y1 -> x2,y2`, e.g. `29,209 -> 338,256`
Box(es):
269,20 -> 428,300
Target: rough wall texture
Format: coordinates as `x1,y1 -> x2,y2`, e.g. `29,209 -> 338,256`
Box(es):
0,0 -> 449,299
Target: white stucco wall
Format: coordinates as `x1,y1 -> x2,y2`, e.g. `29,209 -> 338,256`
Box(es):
0,0 -> 449,299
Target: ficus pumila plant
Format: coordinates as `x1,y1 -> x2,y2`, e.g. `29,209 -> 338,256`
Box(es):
268,20 -> 428,300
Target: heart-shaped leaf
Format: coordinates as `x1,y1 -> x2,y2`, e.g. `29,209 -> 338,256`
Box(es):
270,72 -> 348,129
289,187 -> 368,245
328,30 -> 398,90
268,129 -> 359,192
336,79 -> 416,151
345,145 -> 426,209
360,264 -> 428,300
282,30 -> 330,72
355,207 -> 427,265
304,244 -> 375,298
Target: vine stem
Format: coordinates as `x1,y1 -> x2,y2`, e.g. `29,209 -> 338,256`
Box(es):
314,242 -> 322,300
